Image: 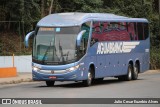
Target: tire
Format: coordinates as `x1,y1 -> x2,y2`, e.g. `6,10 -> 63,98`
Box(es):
132,63 -> 139,80
46,81 -> 55,87
83,68 -> 93,87
125,64 -> 133,81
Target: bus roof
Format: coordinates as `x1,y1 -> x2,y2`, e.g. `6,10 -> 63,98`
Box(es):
37,12 -> 148,27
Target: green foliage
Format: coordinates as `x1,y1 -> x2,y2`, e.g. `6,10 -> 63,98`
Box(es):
58,0 -> 103,12
150,14 -> 159,48
22,0 -> 41,32
0,0 -> 40,32
150,48 -> 160,69
0,38 -> 2,55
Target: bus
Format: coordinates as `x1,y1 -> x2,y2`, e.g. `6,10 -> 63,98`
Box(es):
25,13 -> 150,87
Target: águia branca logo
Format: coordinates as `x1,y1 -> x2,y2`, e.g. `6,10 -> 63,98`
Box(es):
97,42 -> 140,54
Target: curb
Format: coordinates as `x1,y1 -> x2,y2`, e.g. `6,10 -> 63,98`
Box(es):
142,70 -> 160,74
0,78 -> 33,85
0,73 -> 33,85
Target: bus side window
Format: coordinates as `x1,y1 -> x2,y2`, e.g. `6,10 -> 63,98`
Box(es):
128,22 -> 137,41
90,21 -> 100,46
137,22 -> 144,40
134,22 -> 138,40
144,23 -> 149,39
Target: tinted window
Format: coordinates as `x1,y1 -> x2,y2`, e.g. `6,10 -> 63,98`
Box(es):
90,21 -> 149,46
91,21 -> 131,45
137,23 -> 144,40
128,22 -> 137,40
144,23 -> 149,39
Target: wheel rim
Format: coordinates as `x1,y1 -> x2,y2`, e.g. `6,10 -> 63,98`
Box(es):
129,70 -> 131,78
88,72 -> 92,84
133,64 -> 138,79
128,66 -> 132,80
134,65 -> 138,75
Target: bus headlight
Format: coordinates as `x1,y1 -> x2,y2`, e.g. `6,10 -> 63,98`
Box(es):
66,65 -> 80,72
32,66 -> 40,71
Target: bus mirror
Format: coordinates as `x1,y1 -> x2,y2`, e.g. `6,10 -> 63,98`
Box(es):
24,31 -> 35,48
76,30 -> 86,46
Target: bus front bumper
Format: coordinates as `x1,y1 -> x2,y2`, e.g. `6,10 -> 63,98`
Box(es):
32,69 -> 83,81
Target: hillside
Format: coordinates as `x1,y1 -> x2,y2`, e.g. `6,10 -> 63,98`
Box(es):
0,32 -> 32,56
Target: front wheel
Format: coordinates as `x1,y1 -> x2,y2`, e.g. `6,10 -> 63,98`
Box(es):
83,68 -> 93,87
46,81 -> 55,87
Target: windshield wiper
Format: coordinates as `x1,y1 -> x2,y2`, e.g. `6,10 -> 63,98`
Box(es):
66,51 -> 69,61
42,41 -> 52,62
59,40 -> 65,62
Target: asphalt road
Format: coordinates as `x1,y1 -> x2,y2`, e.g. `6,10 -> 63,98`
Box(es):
0,71 -> 160,107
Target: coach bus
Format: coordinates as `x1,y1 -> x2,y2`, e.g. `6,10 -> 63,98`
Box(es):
25,13 -> 150,87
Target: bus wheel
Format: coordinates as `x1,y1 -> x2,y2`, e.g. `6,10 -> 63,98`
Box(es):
125,64 -> 133,81
83,68 -> 93,87
132,63 -> 139,80
46,81 -> 55,87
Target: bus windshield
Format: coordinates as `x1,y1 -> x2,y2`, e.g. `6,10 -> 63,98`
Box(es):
33,26 -> 80,65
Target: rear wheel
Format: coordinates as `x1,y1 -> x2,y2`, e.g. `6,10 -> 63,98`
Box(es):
132,63 -> 139,80
46,81 -> 55,87
118,64 -> 133,81
83,68 -> 93,87
125,64 -> 133,81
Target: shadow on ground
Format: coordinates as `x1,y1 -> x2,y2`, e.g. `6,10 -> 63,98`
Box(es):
35,78 -> 145,88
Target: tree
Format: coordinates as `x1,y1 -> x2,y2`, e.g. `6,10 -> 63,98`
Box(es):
58,0 -> 103,12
